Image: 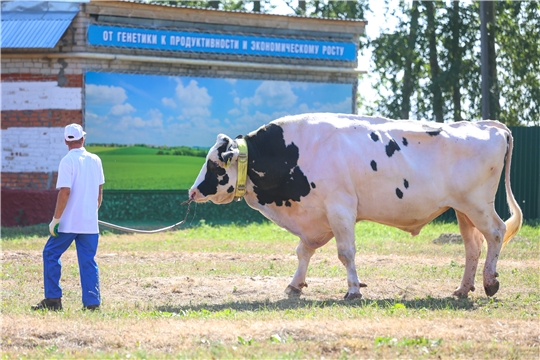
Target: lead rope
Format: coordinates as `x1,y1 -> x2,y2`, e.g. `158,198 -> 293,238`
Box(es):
98,199 -> 193,234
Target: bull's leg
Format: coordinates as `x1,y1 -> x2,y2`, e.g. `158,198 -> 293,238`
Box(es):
336,238 -> 363,300
481,217 -> 506,297
461,209 -> 506,297
328,208 -> 363,300
454,211 -> 484,297
285,240 -> 315,296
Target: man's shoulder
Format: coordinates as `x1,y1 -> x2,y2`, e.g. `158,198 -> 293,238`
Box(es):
82,148 -> 101,159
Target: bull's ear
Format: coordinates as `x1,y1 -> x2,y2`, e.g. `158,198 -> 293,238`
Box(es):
221,143 -> 240,168
215,134 -> 236,167
216,134 -> 231,146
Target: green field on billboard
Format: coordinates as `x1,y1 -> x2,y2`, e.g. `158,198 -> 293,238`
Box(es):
87,145 -> 206,190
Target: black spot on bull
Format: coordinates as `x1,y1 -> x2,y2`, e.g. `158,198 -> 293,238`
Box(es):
404,179 -> 409,189
197,160 -> 229,196
219,174 -> 229,186
246,124 -> 311,207
402,137 -> 408,146
370,160 -> 377,171
385,139 -> 401,157
396,188 -> 403,199
370,132 -> 379,142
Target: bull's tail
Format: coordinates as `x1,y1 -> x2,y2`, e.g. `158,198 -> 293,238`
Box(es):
501,128 -> 523,248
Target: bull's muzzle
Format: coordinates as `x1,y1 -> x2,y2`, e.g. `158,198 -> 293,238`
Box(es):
189,188 -> 201,202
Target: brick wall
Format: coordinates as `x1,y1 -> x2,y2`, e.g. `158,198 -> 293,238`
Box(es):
1,188 -> 58,227
0,74 -> 82,87
1,74 -> 82,188
1,172 -> 58,190
2,127 -> 67,174
1,109 -> 82,129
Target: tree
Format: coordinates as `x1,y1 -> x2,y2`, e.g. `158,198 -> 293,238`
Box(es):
448,1 -> 462,121
368,0 -> 539,125
424,1 -> 443,122
401,1 -> 420,120
480,1 -> 500,120
495,1 -> 540,126
447,2 -> 481,122
370,0 -> 426,120
283,0 -> 368,19
146,1 -> 247,11
253,1 -> 261,12
298,1 -> 306,15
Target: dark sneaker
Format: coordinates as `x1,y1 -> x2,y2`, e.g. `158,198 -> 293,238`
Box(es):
31,298 -> 62,311
83,304 -> 100,311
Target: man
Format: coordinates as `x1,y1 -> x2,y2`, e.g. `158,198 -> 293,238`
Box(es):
32,123 -> 105,311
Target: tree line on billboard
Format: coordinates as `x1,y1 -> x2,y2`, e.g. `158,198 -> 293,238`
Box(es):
88,143 -> 209,157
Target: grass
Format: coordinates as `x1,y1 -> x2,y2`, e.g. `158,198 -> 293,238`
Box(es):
86,145 -> 205,190
1,221 -> 539,359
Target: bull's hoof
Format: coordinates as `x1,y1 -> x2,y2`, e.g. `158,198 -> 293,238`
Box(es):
453,289 -> 469,298
484,280 -> 500,297
453,285 -> 475,298
344,292 -> 362,300
285,285 -> 302,297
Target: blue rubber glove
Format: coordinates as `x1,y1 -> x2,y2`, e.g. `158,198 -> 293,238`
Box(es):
49,217 -> 60,237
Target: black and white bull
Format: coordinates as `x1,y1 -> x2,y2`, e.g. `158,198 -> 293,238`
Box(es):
188,113 -> 522,299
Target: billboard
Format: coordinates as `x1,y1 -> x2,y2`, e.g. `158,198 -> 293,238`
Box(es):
85,72 -> 353,189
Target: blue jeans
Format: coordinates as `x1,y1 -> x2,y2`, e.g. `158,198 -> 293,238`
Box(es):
43,233 -> 100,307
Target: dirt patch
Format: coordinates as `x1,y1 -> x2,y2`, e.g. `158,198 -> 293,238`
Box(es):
2,246 -> 539,358
7,249 -> 537,308
433,232 -> 463,244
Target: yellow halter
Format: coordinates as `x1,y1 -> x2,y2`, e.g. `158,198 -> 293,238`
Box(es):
234,138 -> 248,201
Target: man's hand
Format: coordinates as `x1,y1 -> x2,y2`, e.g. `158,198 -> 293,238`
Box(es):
49,218 -> 60,237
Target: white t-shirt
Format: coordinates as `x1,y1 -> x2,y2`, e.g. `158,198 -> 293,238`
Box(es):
56,147 -> 105,234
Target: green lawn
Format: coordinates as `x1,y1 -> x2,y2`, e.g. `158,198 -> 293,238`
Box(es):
87,145 -> 206,190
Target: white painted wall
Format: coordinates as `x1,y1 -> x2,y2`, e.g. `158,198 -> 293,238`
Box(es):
2,127 -> 67,172
1,81 -> 82,110
1,80 -> 83,173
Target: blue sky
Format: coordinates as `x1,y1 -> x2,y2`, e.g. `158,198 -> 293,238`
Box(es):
85,72 -> 353,147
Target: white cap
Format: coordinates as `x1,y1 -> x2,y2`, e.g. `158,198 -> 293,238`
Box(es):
64,124 -> 86,141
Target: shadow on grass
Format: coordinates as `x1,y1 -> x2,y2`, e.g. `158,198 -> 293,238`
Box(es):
155,295 -> 479,314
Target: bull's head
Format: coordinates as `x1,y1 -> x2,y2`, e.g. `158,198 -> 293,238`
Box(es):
189,134 -> 243,204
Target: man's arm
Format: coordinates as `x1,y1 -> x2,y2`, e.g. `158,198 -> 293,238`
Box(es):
98,184 -> 103,209
49,187 -> 70,236
54,187 -> 71,219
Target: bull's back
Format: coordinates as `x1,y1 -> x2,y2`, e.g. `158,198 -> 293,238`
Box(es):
276,114 -> 509,229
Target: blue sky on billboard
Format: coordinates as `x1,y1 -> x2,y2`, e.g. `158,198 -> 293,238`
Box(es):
85,72 -> 353,147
